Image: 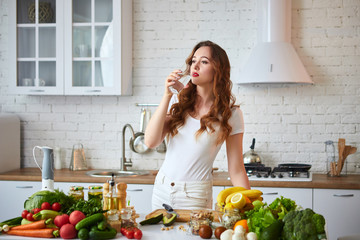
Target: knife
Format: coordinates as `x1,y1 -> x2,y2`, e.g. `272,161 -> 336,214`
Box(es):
162,203 -> 179,217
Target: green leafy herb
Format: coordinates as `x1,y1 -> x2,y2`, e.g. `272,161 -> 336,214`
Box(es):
66,198 -> 106,216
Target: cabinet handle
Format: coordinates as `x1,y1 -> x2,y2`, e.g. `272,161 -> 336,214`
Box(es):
16,186 -> 34,189
333,194 -> 354,197
29,89 -> 45,92
85,90 -> 102,92
263,192 -> 278,195
127,189 -> 143,192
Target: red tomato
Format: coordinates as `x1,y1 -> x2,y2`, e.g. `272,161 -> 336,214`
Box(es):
33,208 -> 41,214
41,202 -> 51,210
21,210 -> 29,219
134,229 -> 142,239
26,212 -> 34,221
52,202 -> 61,211
120,227 -> 126,235
124,228 -> 134,239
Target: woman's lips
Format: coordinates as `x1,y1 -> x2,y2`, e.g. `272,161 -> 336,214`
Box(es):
192,73 -> 199,77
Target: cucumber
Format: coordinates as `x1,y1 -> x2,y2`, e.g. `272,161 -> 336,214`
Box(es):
78,228 -> 89,240
89,227 -> 117,240
75,213 -> 105,231
139,213 -> 163,225
97,220 -> 108,231
0,216 -> 22,227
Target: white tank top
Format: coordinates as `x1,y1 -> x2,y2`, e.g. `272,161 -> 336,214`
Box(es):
159,96 -> 244,181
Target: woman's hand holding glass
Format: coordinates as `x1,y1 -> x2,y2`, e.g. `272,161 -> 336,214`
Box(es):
166,67 -> 191,95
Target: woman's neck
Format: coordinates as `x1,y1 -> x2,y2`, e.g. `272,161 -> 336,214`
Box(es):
192,86 -> 215,119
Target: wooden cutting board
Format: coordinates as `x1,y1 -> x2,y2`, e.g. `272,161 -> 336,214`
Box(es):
145,209 -> 221,222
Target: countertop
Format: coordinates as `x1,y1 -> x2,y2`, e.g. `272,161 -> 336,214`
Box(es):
1,168 -> 360,189
0,221 -> 217,240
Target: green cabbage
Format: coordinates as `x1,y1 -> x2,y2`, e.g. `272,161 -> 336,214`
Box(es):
24,189 -> 76,212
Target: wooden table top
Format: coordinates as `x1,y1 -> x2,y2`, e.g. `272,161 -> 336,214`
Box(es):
0,168 -> 359,189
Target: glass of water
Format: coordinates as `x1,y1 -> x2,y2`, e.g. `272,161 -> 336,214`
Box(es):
169,64 -> 191,94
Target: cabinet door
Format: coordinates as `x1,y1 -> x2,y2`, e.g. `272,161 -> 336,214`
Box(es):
64,0 -> 132,95
313,189 -> 360,240
0,181 -> 42,221
9,0 -> 64,95
126,184 -> 154,214
257,187 -> 313,209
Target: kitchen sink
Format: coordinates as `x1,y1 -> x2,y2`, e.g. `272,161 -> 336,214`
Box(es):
86,169 -> 150,178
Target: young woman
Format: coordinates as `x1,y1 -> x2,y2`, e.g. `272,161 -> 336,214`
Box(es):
145,40 -> 250,210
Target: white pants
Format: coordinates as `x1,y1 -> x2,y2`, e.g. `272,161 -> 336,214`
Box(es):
151,170 -> 213,211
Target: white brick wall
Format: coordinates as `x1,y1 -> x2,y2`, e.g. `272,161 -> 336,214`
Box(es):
0,0 -> 359,174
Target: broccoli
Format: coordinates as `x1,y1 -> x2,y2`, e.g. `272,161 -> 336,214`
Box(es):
282,208 -> 326,240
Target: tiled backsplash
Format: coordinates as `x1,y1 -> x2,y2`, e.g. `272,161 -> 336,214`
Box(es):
0,0 -> 359,173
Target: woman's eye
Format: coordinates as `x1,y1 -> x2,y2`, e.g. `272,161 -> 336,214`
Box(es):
202,61 -> 208,64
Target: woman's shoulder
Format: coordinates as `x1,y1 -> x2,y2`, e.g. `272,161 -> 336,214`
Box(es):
228,106 -> 244,134
230,106 -> 243,116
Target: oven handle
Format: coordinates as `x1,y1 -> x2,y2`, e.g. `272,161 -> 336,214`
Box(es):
263,192 -> 278,195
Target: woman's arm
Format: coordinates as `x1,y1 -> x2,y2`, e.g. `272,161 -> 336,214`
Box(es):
144,70 -> 182,148
144,94 -> 172,148
226,132 -> 251,189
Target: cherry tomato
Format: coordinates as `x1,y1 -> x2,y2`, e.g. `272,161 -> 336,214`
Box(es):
124,228 -> 134,239
41,202 -> 51,210
134,229 -> 142,239
120,227 -> 126,235
26,212 -> 34,221
51,202 -> 61,211
21,210 -> 29,219
33,208 -> 41,214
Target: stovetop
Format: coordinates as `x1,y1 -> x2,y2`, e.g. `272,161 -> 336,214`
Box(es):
243,163 -> 313,182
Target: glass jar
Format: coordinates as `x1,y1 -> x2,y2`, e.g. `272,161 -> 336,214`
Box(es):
69,186 -> 84,200
222,208 -> 242,229
88,185 -> 103,201
189,209 -> 213,235
120,207 -> 134,228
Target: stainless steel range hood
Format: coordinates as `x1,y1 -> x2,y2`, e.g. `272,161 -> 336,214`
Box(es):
237,0 -> 313,84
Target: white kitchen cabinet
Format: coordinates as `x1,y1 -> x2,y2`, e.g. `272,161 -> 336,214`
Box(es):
313,189 -> 360,240
0,181 -> 42,221
126,184 -> 154,214
257,187 -> 313,209
9,0 -> 132,95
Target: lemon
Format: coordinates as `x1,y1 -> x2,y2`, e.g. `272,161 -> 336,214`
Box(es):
231,192 -> 246,209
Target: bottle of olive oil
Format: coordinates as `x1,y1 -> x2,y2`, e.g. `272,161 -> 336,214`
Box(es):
105,174 -> 120,221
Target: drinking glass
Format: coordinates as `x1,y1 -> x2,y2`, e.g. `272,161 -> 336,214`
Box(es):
169,63 -> 191,94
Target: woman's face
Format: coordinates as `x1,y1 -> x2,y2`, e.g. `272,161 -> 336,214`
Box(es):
190,46 -> 215,87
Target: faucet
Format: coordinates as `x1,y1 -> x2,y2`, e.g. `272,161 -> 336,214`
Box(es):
121,124 -> 136,171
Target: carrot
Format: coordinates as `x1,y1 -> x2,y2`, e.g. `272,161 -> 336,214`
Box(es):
6,228 -> 55,238
10,219 -> 46,230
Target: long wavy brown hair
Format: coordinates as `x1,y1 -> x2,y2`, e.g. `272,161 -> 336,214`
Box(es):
167,40 -> 237,145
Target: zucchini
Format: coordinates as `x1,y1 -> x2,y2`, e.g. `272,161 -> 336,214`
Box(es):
139,213 -> 163,225
33,210 -> 60,220
75,213 -> 105,231
89,227 -> 117,240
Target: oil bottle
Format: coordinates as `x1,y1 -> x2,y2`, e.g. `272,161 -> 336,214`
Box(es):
104,174 -> 120,221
